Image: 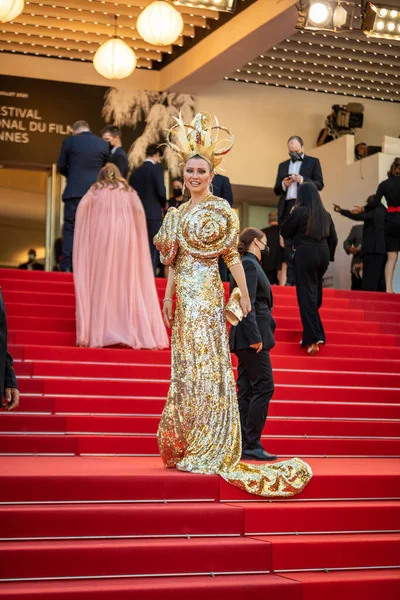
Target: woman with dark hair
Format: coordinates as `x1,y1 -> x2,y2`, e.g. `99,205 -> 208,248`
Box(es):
360,157 -> 400,293
281,182 -> 337,355
229,228 -> 277,461
334,196 -> 386,292
166,176 -> 186,211
73,163 -> 169,349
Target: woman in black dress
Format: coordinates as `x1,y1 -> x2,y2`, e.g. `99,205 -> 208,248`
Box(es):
334,195 -> 386,292
281,183 -> 337,356
361,158 -> 400,293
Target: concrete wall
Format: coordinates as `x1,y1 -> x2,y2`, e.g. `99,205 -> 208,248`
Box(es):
196,81 -> 400,188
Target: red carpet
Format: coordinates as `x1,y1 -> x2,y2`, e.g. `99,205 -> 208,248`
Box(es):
0,268 -> 399,598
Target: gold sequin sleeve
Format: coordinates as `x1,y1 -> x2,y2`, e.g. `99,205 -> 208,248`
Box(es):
154,207 -> 179,266
220,203 -> 241,270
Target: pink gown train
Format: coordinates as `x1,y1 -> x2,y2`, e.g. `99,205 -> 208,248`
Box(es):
73,183 -> 169,349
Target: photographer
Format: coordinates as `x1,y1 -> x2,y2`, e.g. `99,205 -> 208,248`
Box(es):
274,136 -> 324,286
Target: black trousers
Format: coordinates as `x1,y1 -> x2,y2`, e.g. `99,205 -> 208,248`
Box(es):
60,197 -> 81,272
351,271 -> 363,291
295,244 -> 330,347
218,256 -> 229,282
235,349 -> 274,451
147,219 -> 162,275
283,239 -> 296,285
362,254 -> 386,292
265,270 -> 279,285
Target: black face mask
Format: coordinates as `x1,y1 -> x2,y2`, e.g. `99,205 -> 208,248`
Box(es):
257,241 -> 270,259
172,188 -> 183,198
289,151 -> 303,162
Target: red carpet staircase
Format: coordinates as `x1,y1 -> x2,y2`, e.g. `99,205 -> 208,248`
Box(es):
0,268 -> 399,599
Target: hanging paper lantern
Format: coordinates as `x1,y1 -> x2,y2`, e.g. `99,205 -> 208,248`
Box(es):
137,1 -> 184,46
93,38 -> 137,80
0,0 -> 24,23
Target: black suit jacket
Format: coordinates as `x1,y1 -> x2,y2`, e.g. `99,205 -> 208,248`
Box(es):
0,291 -> 18,402
109,146 -> 129,179
261,224 -> 283,272
229,253 -> 276,352
340,206 -> 386,255
129,161 -> 166,221
274,155 -> 324,222
57,131 -> 109,200
213,174 -> 233,206
281,206 -> 338,262
343,224 -> 363,269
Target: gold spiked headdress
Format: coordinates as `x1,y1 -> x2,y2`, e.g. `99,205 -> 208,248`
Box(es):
166,112 -> 234,172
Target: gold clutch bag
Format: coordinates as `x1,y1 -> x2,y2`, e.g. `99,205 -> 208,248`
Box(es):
224,287 -> 243,326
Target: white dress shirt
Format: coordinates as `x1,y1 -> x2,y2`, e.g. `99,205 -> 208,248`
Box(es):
282,154 -> 304,200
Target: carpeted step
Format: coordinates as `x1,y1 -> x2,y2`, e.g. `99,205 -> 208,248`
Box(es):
1,433 -> 399,457
14,395 -> 400,421
14,352 -> 400,376
22,361 -> 400,389
1,414 -> 399,438
16,377 -> 400,403
220,457 -> 400,502
16,395 -> 397,421
7,314 -> 400,336
232,499 -> 400,535
15,341 -> 400,364
0,536 -> 272,580
3,290 -> 76,307
0,502 -> 244,540
252,532 -> 400,571
0,573 -> 302,600
8,302 -> 400,326
285,568 -> 400,600
1,457 -> 399,503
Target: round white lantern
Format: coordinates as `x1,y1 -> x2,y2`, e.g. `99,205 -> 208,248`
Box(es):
93,38 -> 137,80
0,0 -> 25,23
137,1 -> 184,46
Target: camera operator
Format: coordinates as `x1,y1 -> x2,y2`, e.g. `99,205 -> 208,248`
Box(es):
355,143 -> 368,161
274,136 -> 324,285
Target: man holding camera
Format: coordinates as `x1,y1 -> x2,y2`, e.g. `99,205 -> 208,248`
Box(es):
274,136 -> 324,285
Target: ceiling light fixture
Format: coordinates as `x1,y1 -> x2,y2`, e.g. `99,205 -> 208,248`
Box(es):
296,0 -> 355,32
93,15 -> 137,79
137,1 -> 183,46
0,0 -> 24,23
362,1 -> 400,39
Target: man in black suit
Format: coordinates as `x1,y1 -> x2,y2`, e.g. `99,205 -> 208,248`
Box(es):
57,120 -> 109,272
129,144 -> 166,274
101,125 -> 129,179
274,136 -> 324,285
343,224 -> 363,290
213,173 -> 234,281
18,249 -> 44,271
213,173 -> 233,206
0,291 -> 19,412
261,213 -> 283,285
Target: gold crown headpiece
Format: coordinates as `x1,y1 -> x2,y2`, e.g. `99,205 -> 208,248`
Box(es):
166,112 -> 234,172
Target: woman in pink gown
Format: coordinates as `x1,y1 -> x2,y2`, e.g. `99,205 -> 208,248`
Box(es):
73,163 -> 169,349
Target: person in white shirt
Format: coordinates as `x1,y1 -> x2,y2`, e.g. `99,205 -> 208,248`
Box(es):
273,136 -> 324,285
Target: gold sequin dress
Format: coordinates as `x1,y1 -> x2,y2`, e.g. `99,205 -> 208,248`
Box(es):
154,195 -> 312,497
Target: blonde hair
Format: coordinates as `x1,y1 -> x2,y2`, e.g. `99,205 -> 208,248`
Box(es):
92,163 -> 130,191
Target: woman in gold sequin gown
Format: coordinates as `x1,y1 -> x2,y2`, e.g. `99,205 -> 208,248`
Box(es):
154,113 -> 312,497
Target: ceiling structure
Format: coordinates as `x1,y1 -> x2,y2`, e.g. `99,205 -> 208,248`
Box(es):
227,26 -> 400,103
1,0 -> 399,102
0,0 -> 226,70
